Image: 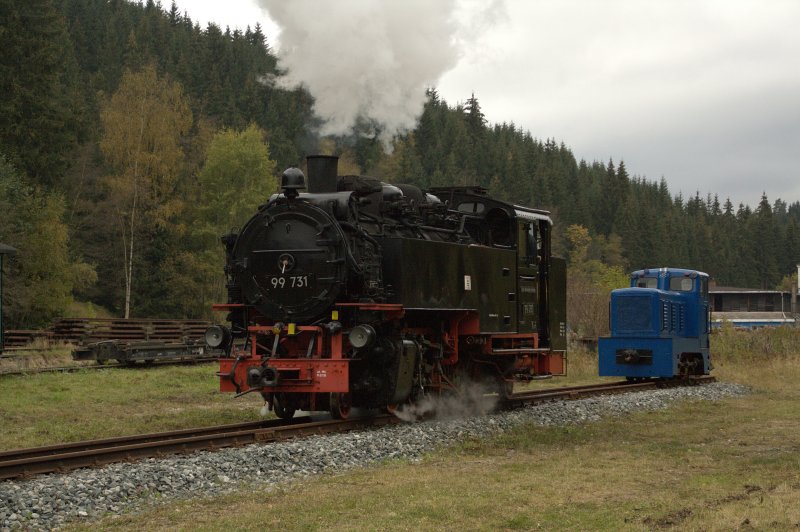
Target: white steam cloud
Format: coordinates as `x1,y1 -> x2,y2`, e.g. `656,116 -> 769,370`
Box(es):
259,0 -> 505,147
392,380 -> 501,422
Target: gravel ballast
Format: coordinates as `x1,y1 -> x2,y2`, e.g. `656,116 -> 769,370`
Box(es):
0,382 -> 748,530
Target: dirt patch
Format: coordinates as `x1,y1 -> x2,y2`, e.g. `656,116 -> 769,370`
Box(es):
0,346 -> 91,374
644,508 -> 693,528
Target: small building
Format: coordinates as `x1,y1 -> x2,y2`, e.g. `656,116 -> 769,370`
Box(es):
710,286 -> 796,329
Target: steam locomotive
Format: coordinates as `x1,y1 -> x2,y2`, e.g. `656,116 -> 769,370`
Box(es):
206,156 -> 567,419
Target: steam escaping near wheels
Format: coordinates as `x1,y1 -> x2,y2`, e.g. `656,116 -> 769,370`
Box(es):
391,380 -> 500,422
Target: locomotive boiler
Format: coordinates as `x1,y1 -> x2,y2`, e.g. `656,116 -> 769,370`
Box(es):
207,155 -> 567,419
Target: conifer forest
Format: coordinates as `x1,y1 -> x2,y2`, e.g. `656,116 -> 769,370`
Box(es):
1,0 -> 799,328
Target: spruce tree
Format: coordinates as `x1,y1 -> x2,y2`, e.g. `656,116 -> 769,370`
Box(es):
751,193 -> 779,288
0,0 -> 86,185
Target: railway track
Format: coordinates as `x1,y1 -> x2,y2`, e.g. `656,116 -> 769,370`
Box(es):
507,375 -> 716,406
0,415 -> 399,481
0,376 -> 715,481
0,357 -> 218,378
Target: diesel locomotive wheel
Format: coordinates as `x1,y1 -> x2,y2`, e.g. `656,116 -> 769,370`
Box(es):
329,392 -> 352,420
273,394 -> 296,419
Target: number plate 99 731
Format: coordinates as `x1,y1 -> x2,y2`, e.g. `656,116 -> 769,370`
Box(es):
269,275 -> 313,289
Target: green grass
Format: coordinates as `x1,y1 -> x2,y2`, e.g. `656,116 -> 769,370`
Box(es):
72,336 -> 800,531
713,323 -> 800,359
0,364 -> 266,450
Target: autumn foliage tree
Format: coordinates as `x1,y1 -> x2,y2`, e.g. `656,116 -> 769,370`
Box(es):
163,124 -> 277,318
99,65 -> 192,318
0,156 -> 96,327
565,224 -> 628,339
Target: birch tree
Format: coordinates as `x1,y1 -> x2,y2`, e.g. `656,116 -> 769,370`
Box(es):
100,65 -> 191,318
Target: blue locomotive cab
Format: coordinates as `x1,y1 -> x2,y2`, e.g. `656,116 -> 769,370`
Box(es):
598,268 -> 711,378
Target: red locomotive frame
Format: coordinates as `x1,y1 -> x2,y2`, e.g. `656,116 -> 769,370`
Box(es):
216,302 -> 565,413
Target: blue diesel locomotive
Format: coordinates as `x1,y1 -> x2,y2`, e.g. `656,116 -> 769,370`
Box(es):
598,268 -> 712,379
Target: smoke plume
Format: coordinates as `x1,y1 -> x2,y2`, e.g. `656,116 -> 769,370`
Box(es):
258,1 -> 497,147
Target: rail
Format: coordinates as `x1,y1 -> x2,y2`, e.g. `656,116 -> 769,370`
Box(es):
506,375 -> 715,406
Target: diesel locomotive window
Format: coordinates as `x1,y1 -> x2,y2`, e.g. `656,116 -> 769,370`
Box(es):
700,277 -> 708,297
668,276 -> 694,292
636,277 -> 658,288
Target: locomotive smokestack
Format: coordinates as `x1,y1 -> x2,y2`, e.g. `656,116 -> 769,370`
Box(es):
306,155 -> 339,193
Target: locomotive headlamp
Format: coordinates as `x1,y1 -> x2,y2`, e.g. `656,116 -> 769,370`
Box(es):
204,325 -> 232,350
247,366 -> 278,388
349,324 -> 376,349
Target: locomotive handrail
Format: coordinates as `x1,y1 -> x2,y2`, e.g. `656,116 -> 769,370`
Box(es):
212,303 -> 245,310
335,303 -> 403,310
491,347 -> 553,354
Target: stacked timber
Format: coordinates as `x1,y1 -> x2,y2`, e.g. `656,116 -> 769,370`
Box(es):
5,318 -> 211,348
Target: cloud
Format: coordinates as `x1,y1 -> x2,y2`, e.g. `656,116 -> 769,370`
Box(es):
437,0 -> 800,204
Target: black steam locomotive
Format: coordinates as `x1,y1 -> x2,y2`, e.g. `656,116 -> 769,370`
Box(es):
208,156 -> 567,419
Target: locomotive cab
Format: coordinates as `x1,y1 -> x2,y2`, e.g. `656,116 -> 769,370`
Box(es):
599,268 -> 711,378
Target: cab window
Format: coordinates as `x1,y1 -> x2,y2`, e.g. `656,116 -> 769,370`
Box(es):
457,202 -> 485,214
668,276 -> 694,292
526,223 -> 538,264
518,222 -> 538,266
635,277 -> 658,288
487,208 -> 513,247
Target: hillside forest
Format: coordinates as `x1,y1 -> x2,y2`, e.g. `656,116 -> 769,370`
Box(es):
1,0 -> 800,330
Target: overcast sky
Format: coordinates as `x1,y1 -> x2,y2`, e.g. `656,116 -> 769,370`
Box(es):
179,0 -> 800,207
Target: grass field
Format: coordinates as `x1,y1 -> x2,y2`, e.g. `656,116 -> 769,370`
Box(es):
0,364 -> 265,450
4,326 -> 800,530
